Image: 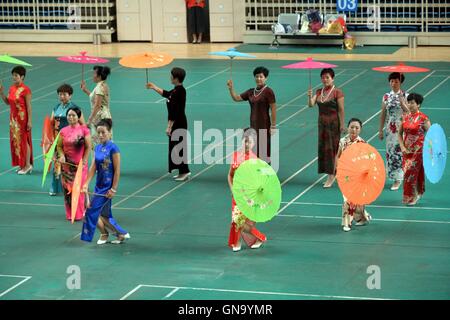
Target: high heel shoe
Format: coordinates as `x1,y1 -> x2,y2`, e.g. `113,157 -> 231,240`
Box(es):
250,240 -> 264,249
111,234 -> 126,244
174,172 -> 191,181
17,166 -> 32,175
97,233 -> 109,245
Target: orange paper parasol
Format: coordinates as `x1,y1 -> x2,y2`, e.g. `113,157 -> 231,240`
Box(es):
336,143 -> 386,205
119,52 -> 174,82
71,159 -> 83,224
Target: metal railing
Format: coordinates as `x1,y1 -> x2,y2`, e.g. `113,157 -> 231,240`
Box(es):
245,0 -> 449,32
0,0 -> 115,31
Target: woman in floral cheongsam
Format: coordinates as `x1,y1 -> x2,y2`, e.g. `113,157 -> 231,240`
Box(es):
398,93 -> 431,206
378,72 -> 410,191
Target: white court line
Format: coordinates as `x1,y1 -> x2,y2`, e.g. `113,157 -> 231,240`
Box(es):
120,284 -> 143,300
278,70 -> 368,125
0,137 -> 240,146
0,154 -> 44,176
138,71 -> 367,211
280,69 -> 371,186
276,69 -> 347,113
281,201 -> 450,211
430,75 -> 450,78
0,201 -> 63,207
0,275 -> 32,298
0,201 -> 140,211
137,71 -> 364,210
0,188 -> 158,199
67,232 -> 81,242
155,68 -> 230,103
278,71 -> 437,215
112,174 -> 170,208
163,288 -> 180,300
0,64 -> 46,78
114,69 -> 366,75
113,67 -> 243,207
278,214 -> 450,225
423,76 -> 449,97
114,72 -> 351,208
120,284 -> 392,301
0,65 -> 123,115
377,148 -> 450,154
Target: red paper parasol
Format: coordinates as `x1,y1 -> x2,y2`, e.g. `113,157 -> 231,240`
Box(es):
282,57 -> 338,88
372,63 -> 430,73
57,51 -> 110,81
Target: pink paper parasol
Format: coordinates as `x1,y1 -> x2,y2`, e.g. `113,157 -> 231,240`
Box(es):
372,63 -> 430,73
57,51 -> 110,80
282,57 -> 338,88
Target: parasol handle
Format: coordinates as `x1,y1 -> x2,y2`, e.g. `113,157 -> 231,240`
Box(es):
57,161 -> 79,167
146,68 -> 149,84
309,69 -> 312,90
86,191 -> 109,197
230,57 -> 234,80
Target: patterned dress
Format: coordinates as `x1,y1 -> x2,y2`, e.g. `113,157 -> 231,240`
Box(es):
81,140 -> 127,242
316,86 -> 344,174
50,101 -> 80,194
60,124 -> 90,221
89,81 -> 112,144
338,135 -> 368,226
382,90 -> 408,181
228,150 -> 267,248
401,111 -> 429,204
7,83 -> 33,168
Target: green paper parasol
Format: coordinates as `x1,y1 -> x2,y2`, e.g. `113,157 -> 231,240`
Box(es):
0,54 -> 32,66
232,159 -> 282,222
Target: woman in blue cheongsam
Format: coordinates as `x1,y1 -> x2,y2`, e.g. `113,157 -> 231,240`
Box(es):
80,118 -> 129,245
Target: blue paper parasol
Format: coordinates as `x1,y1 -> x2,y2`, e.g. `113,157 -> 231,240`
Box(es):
423,123 -> 447,184
208,48 -> 256,79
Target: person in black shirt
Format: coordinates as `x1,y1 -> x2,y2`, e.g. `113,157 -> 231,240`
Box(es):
146,67 -> 191,181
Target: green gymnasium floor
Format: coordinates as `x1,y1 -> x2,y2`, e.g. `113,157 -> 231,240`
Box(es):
0,57 -> 449,300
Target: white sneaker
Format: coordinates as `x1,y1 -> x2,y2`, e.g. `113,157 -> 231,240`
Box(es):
343,226 -> 351,232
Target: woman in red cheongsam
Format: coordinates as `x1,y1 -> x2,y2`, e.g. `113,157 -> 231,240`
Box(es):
398,93 -> 431,206
227,128 -> 267,252
0,66 -> 33,174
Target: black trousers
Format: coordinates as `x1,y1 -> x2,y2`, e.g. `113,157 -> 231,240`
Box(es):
187,7 -> 206,34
